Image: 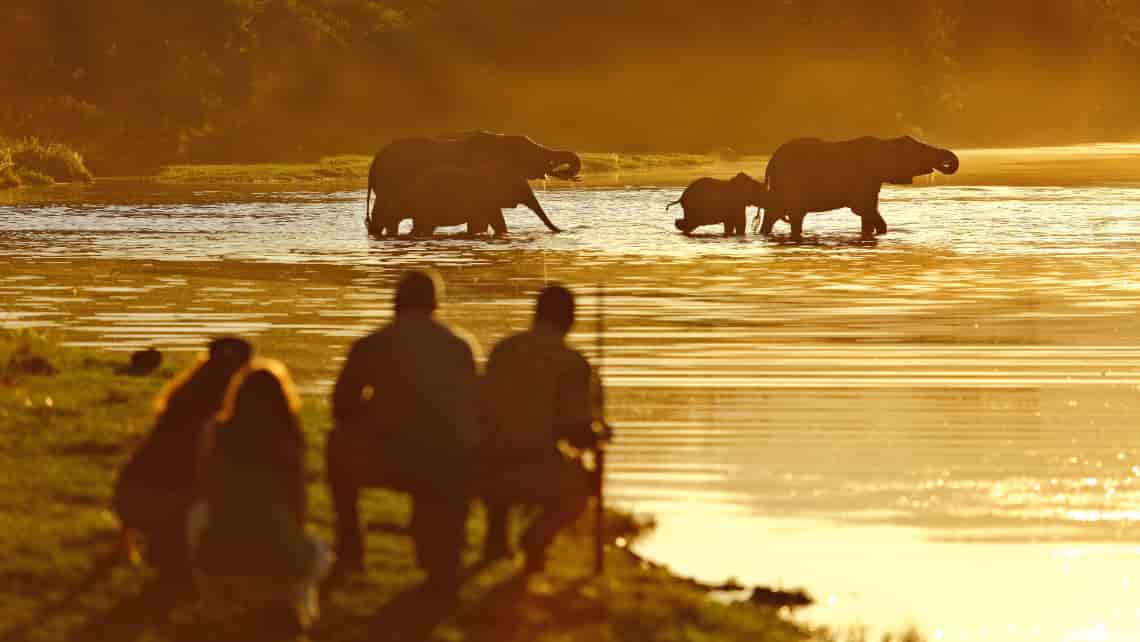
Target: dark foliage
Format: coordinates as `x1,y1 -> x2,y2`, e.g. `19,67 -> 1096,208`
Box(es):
2,1 -> 1139,170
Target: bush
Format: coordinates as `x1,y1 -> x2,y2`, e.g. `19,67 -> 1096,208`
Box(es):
9,139 -> 93,183
16,169 -> 54,186
0,168 -> 18,189
0,149 -> 16,188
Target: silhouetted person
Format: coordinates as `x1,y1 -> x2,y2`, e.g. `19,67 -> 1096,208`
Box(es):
112,337 -> 253,583
188,359 -> 330,631
480,284 -> 597,573
328,269 -> 480,596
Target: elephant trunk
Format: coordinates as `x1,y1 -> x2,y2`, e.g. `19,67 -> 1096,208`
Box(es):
545,150 -> 582,180
524,192 -> 562,233
936,149 -> 959,175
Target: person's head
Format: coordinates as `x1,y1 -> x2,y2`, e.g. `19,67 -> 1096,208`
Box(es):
214,358 -> 303,460
208,336 -> 253,367
534,284 -> 575,335
217,359 -> 300,427
154,336 -> 254,420
394,269 -> 443,315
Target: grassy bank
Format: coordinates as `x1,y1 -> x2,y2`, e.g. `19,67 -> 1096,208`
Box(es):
152,152 -> 747,188
0,330 -> 812,642
148,143 -> 1140,190
0,139 -> 93,189
154,155 -> 371,184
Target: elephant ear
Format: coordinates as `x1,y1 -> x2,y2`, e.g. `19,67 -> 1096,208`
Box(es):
879,138 -> 916,185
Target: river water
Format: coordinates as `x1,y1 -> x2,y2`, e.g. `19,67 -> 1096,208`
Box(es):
4,155 -> 1140,640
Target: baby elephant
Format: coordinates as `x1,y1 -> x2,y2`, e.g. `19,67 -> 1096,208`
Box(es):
667,172 -> 766,236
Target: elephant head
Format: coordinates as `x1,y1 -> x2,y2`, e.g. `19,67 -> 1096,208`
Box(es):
878,136 -> 959,185
728,171 -> 767,207
461,131 -> 582,181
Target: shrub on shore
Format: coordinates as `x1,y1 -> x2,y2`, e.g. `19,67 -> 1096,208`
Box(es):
0,149 -> 17,188
0,138 -> 93,188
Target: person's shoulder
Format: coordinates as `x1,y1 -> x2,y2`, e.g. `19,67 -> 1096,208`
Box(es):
493,330 -> 530,350
440,321 -> 482,358
487,329 -> 532,358
351,325 -> 393,352
562,344 -> 591,372
358,321 -> 396,341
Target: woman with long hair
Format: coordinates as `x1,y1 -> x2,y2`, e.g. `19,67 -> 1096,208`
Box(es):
188,359 -> 330,630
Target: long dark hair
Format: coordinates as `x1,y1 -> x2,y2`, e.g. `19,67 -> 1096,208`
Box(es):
207,359 -> 306,518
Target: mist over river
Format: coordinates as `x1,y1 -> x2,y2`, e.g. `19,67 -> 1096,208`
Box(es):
4,149 -> 1140,640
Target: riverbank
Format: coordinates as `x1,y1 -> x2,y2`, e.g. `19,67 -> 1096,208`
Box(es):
0,329 -> 813,642
147,143 -> 1140,189
152,152 -> 730,188
0,138 -> 92,189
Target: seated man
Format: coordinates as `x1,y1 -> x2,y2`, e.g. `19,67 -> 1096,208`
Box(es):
479,284 -> 598,573
327,270 -> 480,596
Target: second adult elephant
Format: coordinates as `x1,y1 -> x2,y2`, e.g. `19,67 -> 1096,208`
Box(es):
397,166 -> 560,236
756,136 -> 959,240
366,131 -> 579,236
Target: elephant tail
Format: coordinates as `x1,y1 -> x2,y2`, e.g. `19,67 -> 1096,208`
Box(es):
364,162 -> 373,228
665,198 -> 682,211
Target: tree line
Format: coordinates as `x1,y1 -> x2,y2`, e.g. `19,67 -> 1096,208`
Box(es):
3,0 -> 1139,172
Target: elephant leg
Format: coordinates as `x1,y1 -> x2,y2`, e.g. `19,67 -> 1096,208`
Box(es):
789,212 -> 806,240
732,208 -> 746,236
367,200 -> 387,236
382,218 -> 404,236
467,212 -> 487,235
854,208 -> 887,237
759,209 -> 782,236
489,210 -> 508,236
857,191 -> 887,235
860,214 -> 875,238
871,210 -> 888,235
376,197 -> 407,237
676,216 -> 696,235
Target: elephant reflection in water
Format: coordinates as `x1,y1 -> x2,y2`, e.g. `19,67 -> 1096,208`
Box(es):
395,165 -> 557,236
756,136 -> 960,240
365,131 -> 580,236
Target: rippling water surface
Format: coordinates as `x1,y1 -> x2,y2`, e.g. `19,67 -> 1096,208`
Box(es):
5,177 -> 1140,640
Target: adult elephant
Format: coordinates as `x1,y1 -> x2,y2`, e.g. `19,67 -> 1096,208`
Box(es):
756,136 -> 959,240
396,165 -> 560,236
365,131 -> 581,236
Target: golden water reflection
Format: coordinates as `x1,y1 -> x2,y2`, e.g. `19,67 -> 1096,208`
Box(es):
4,179 -> 1140,639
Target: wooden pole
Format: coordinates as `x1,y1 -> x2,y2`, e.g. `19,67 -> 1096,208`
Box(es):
593,282 -> 607,575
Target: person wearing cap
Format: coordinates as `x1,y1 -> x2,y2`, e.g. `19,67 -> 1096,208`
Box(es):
328,269 -> 480,595
479,284 -> 598,574
112,337 -> 253,583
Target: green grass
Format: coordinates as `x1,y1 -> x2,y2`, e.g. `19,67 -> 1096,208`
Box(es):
578,152 -> 736,174
155,155 -> 372,184
151,152 -> 766,187
0,330 -> 812,642
0,138 -> 93,189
